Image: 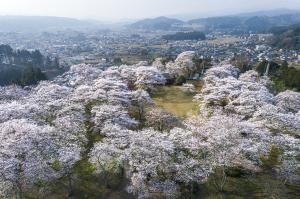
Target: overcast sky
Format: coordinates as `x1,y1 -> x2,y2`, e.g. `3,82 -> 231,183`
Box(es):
0,0 -> 299,21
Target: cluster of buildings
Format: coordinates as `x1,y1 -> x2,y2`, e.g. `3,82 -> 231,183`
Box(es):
0,29 -> 299,70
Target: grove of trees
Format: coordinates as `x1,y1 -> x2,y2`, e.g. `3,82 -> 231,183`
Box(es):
0,52 -> 299,198
256,60 -> 300,92
0,44 -> 60,86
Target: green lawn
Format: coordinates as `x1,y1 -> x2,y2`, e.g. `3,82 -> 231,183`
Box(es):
152,81 -> 202,118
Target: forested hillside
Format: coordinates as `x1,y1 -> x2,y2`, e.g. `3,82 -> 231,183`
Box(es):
0,45 -> 60,86
270,24 -> 300,50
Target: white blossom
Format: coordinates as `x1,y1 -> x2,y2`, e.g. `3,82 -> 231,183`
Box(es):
165,51 -> 196,78
91,104 -> 137,132
275,90 -> 300,114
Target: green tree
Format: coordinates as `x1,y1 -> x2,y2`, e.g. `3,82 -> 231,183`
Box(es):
260,146 -> 283,171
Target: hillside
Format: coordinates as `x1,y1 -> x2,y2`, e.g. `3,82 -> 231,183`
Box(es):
128,12 -> 300,33
270,24 -> 300,50
188,14 -> 300,33
129,16 -> 184,30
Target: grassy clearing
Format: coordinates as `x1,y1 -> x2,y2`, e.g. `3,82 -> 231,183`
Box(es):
152,81 -> 202,118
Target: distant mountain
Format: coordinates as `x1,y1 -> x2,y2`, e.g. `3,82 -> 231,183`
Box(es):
236,9 -> 300,17
188,13 -> 300,34
0,16 -> 100,32
269,24 -> 300,50
169,9 -> 300,21
127,9 -> 300,33
128,16 -> 184,30
189,16 -> 243,29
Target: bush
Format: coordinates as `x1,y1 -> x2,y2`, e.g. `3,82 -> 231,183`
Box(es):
260,146 -> 283,170
175,76 -> 186,85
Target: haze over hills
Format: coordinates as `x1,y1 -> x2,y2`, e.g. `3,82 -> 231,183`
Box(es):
168,8 -> 300,20
0,16 -> 101,32
128,9 -> 300,33
0,8 -> 300,33
128,16 -> 184,30
188,13 -> 300,33
236,8 -> 300,17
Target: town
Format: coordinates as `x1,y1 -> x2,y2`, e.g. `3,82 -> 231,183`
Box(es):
1,28 -> 299,71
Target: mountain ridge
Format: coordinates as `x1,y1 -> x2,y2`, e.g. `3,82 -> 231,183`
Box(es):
128,10 -> 300,33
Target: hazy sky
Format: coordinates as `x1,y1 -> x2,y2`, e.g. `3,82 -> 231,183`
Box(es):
0,0 -> 299,21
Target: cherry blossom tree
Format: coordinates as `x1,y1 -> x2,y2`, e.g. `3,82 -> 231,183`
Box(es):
193,63 -> 299,188
145,108 -> 181,132
152,58 -> 165,72
0,85 -> 30,102
251,104 -> 300,136
134,66 -> 166,90
0,55 -> 299,198
275,90 -> 300,114
165,51 -> 196,79
118,64 -> 166,90
0,119 -> 81,198
55,64 -> 102,87
89,126 -> 205,198
91,104 -> 137,132
131,89 -> 154,121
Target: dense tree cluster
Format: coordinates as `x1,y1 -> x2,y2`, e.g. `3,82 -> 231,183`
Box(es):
0,53 -> 299,198
0,44 -> 60,86
256,60 -> 300,92
90,63 -> 299,198
0,45 -> 59,69
193,65 -> 299,179
153,51 -> 198,84
0,57 -> 171,197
